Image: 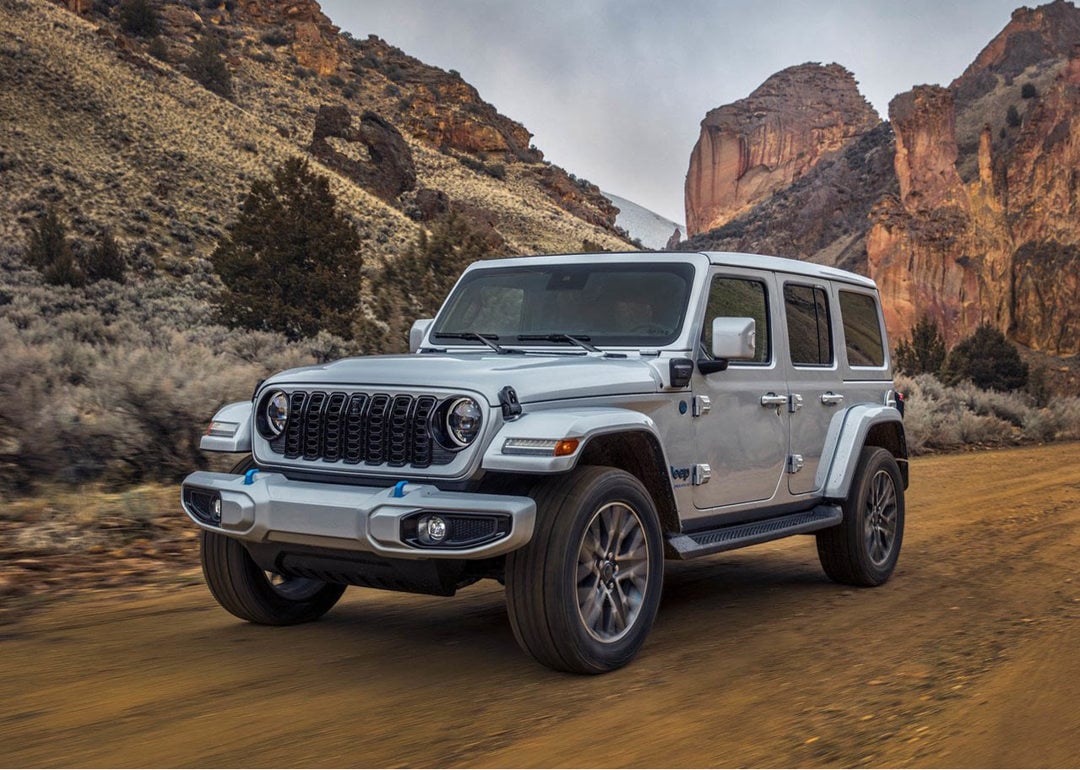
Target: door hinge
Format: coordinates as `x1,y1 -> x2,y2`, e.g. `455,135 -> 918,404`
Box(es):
692,395 -> 711,417
787,454 -> 805,474
788,393 -> 803,413
692,463 -> 712,485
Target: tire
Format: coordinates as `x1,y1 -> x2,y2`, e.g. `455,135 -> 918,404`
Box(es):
200,530 -> 346,625
816,446 -> 905,586
199,456 -> 345,625
505,466 -> 664,674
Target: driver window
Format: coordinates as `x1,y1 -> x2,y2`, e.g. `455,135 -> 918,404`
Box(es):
703,276 -> 770,363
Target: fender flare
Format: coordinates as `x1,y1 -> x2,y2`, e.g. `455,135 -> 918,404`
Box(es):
481,407 -> 669,474
819,404 -> 907,500
199,400 -> 253,453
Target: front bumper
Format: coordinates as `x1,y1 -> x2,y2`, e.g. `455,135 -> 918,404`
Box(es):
180,471 -> 536,559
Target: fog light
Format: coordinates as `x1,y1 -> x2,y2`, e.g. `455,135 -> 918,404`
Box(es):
211,496 -> 222,522
418,514 -> 448,545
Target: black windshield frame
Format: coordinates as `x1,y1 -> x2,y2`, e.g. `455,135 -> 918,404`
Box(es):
431,262 -> 697,348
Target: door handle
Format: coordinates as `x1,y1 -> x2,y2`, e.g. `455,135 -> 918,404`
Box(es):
820,392 -> 845,406
760,393 -> 788,408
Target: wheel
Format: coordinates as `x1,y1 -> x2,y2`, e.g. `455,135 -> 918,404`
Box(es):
199,456 -> 345,625
200,530 -> 346,625
816,446 -> 904,586
505,466 -> 664,674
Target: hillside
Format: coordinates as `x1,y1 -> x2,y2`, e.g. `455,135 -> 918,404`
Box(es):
0,0 -> 628,262
684,1 -> 1080,365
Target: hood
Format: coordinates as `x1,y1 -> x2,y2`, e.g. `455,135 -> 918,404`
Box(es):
263,352 -> 664,404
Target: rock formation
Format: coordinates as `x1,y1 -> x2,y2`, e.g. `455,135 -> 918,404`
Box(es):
237,0 -> 340,75
310,105 -> 416,202
867,5 -> 1080,354
684,1 -> 1080,357
684,63 -> 880,236
681,123 -> 898,274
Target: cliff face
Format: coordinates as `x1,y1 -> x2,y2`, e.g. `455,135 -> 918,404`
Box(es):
683,1 -> 1080,357
681,123 -> 898,274
684,63 -> 880,236
866,4 -> 1080,354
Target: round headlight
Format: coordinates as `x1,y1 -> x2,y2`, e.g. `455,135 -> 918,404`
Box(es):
265,391 -> 289,437
445,397 -> 482,447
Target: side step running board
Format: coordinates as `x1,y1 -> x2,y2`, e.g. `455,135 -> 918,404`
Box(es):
666,505 -> 842,560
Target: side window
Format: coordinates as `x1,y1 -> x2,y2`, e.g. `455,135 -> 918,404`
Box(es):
703,276 -> 770,363
838,290 -> 885,367
784,284 -> 833,366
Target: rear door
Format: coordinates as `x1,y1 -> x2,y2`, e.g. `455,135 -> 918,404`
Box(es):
780,281 -> 839,495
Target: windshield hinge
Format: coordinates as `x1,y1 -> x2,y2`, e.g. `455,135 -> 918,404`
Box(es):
499,386 -> 522,420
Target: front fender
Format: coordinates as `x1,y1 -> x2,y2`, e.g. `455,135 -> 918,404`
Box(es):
819,404 -> 907,499
482,407 -> 663,474
199,400 -> 253,453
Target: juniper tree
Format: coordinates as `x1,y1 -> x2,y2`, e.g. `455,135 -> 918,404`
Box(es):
211,158 -> 363,341
941,323 -> 1028,392
894,316 -> 946,376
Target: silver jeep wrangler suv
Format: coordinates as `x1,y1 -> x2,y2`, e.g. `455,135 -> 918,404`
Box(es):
182,252 -> 908,673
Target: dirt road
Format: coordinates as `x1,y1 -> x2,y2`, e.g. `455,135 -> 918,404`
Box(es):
3,443 -> 1080,767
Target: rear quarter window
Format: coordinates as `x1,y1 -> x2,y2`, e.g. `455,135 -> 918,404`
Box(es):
839,290 -> 885,367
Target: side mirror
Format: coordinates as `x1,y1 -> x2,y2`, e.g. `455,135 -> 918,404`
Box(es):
711,317 -> 756,360
409,319 -> 434,353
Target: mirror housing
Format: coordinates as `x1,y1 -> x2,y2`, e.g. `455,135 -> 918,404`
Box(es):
711,317 -> 756,360
409,319 -> 434,353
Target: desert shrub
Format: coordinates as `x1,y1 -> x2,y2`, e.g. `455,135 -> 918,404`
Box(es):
1006,104 -> 1022,128
894,316 -> 946,375
941,323 -> 1028,391
24,207 -> 84,287
147,35 -> 168,61
82,229 -> 126,284
1021,82 -> 1038,99
257,28 -> 287,46
118,0 -> 160,37
895,373 -> 1080,454
187,35 -> 232,98
211,158 -> 364,341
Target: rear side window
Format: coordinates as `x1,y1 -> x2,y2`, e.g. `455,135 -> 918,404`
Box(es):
784,284 -> 832,366
839,290 -> 885,367
703,276 -> 770,363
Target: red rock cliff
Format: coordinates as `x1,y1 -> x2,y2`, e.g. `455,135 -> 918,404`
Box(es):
684,63 -> 880,236
867,10 -> 1080,355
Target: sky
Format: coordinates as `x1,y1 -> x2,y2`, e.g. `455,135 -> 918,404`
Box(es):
322,0 -> 1027,225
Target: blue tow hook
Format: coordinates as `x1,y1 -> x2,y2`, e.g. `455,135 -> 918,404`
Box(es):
391,480 -> 408,498
243,468 -> 259,485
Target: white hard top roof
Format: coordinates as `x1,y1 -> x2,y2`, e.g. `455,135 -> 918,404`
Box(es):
464,251 -> 876,289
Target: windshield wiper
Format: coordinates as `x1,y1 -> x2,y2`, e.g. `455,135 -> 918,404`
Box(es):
433,332 -> 521,354
516,333 -> 599,352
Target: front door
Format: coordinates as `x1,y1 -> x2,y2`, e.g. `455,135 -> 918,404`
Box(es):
690,270 -> 788,512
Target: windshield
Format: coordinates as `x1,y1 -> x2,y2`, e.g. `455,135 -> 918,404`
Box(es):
432,262 -> 696,347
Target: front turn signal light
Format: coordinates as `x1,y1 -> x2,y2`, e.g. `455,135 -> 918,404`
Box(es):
554,438 -> 579,456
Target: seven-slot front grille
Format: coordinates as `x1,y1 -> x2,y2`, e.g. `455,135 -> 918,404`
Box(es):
270,391 -> 450,467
